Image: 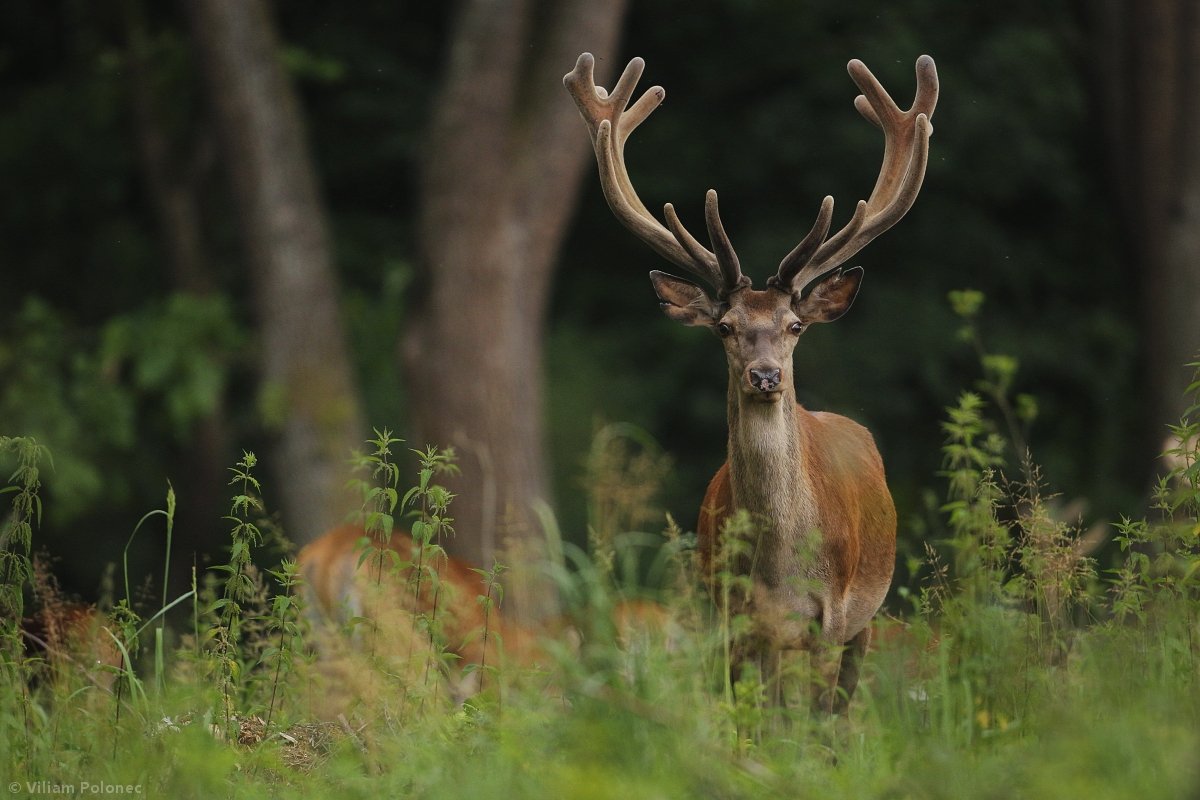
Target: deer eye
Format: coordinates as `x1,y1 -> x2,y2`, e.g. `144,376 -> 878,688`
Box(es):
717,322 -> 733,337
789,321 -> 806,335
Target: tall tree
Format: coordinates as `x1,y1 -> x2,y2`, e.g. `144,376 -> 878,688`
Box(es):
1092,1 -> 1200,443
408,0 -> 627,618
185,0 -> 365,544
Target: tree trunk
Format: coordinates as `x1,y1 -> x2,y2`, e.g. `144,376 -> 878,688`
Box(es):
407,0 -> 627,620
185,0 -> 364,544
1092,1 -> 1200,449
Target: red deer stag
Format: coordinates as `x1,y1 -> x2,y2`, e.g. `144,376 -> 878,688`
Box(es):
564,52 -> 937,714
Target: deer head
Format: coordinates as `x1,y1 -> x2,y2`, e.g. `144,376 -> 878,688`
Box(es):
563,53 -> 938,402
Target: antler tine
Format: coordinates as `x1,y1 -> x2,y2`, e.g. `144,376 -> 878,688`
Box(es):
704,190 -> 749,293
564,53 -> 746,296
663,191 -> 748,294
775,55 -> 938,296
770,195 -> 834,290
663,201 -> 715,268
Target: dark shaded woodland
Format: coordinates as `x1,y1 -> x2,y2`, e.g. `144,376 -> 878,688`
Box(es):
2,1 -> 1195,611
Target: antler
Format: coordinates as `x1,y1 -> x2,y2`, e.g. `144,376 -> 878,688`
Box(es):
770,55 -> 938,295
564,53 -> 749,298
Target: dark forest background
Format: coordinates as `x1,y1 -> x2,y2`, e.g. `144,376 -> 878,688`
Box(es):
3,0 -> 1196,615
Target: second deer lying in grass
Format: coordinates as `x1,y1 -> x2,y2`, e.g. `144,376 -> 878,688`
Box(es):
298,525 -> 540,705
297,524 -> 674,714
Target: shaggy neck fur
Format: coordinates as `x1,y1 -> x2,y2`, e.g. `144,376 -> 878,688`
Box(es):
725,368 -> 819,589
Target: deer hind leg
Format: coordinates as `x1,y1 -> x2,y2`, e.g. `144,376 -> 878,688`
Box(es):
810,602 -> 847,716
831,625 -> 871,715
759,647 -> 783,707
728,631 -> 785,710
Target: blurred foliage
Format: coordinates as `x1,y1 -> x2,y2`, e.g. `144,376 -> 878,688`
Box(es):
0,1 -> 1145,595
0,295 -> 242,523
101,293 -> 243,433
1,299 -> 135,521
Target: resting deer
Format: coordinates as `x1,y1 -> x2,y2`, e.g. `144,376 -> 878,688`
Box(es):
298,525 -> 540,704
298,525 -> 674,710
564,52 -> 937,713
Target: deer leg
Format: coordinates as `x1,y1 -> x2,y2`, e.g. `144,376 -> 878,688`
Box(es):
810,603 -> 847,716
810,645 -> 843,716
760,647 -> 782,707
732,637 -> 781,704
832,625 -> 871,715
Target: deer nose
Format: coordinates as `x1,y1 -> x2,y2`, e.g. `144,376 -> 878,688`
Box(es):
748,367 -> 781,392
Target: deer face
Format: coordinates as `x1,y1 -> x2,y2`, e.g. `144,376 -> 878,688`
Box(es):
650,267 -> 863,401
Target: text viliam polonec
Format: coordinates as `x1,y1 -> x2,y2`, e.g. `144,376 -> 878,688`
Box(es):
10,781 -> 143,796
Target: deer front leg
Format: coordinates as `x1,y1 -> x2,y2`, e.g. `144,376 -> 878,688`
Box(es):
759,647 -> 783,707
810,602 -> 848,716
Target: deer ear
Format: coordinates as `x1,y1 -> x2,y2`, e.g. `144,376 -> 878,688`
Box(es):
792,267 -> 863,323
650,270 -> 722,327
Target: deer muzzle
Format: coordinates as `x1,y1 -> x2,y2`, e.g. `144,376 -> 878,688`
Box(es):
748,366 -> 782,394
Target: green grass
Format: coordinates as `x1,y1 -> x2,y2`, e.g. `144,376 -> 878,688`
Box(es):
2,357 -> 1199,798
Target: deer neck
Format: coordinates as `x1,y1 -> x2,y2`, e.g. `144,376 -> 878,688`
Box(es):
725,370 -> 818,583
